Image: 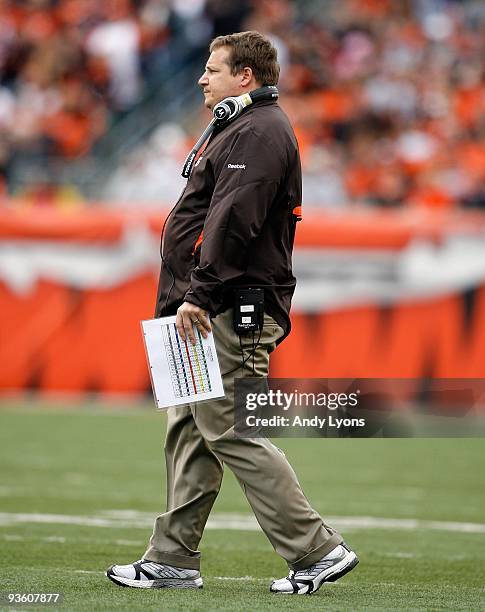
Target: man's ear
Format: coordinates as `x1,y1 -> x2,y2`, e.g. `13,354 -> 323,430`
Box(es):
240,66 -> 254,87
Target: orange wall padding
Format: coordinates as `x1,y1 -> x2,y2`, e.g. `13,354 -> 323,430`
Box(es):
0,277 -> 157,392
2,207 -> 485,248
2,207 -> 485,393
2,280 -> 485,393
275,292 -> 485,379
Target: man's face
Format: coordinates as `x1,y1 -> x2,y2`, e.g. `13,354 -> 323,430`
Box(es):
198,47 -> 242,110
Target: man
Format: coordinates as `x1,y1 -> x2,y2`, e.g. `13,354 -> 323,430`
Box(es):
107,31 -> 358,595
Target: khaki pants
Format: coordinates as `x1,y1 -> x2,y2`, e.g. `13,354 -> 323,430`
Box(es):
144,309 -> 342,571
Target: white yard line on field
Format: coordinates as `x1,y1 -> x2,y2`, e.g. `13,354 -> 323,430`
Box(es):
0,512 -> 485,534
114,539 -> 145,546
214,576 -> 269,582
43,535 -> 66,543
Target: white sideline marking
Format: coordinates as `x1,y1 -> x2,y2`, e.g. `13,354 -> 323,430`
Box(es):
214,576 -> 268,582
115,539 -> 144,546
43,536 -> 66,543
0,512 -> 485,534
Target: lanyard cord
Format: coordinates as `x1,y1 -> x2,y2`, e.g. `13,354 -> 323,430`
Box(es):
222,326 -> 263,377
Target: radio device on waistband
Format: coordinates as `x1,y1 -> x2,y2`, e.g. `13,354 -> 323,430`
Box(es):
233,288 -> 264,334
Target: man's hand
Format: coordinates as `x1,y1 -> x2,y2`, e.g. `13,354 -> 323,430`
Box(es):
176,302 -> 212,345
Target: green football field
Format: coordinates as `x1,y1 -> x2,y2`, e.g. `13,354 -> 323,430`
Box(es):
0,401 -> 484,611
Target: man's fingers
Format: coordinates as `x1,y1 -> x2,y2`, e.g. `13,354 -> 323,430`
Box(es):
175,313 -> 186,342
183,314 -> 197,345
176,304 -> 212,344
193,313 -> 211,339
193,320 -> 208,340
198,312 -> 212,333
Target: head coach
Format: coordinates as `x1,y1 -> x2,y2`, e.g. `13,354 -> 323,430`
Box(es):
107,30 -> 358,595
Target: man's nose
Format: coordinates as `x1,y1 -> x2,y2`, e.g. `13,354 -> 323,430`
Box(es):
198,72 -> 208,87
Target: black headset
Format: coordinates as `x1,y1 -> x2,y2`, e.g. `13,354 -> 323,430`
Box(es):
212,85 -> 278,123
182,85 -> 279,178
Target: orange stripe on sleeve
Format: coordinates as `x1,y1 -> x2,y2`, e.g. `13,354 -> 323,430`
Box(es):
192,230 -> 204,255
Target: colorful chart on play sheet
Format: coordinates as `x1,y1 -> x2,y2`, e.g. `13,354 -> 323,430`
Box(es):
141,316 -> 225,410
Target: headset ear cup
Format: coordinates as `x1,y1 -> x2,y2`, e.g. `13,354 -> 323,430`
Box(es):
213,88 -> 278,124
213,102 -> 231,122
213,97 -> 242,123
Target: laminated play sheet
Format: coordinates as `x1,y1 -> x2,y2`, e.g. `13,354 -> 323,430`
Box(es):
141,316 -> 225,410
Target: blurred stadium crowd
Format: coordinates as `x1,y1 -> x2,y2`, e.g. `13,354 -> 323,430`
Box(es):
0,0 -> 252,200
0,0 -> 483,208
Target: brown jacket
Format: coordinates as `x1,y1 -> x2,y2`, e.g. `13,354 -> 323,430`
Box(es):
155,98 -> 302,341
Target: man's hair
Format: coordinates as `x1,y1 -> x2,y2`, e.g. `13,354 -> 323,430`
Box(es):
209,31 -> 280,86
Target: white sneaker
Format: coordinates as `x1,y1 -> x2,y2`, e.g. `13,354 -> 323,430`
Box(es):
270,543 -> 358,595
106,559 -> 203,589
